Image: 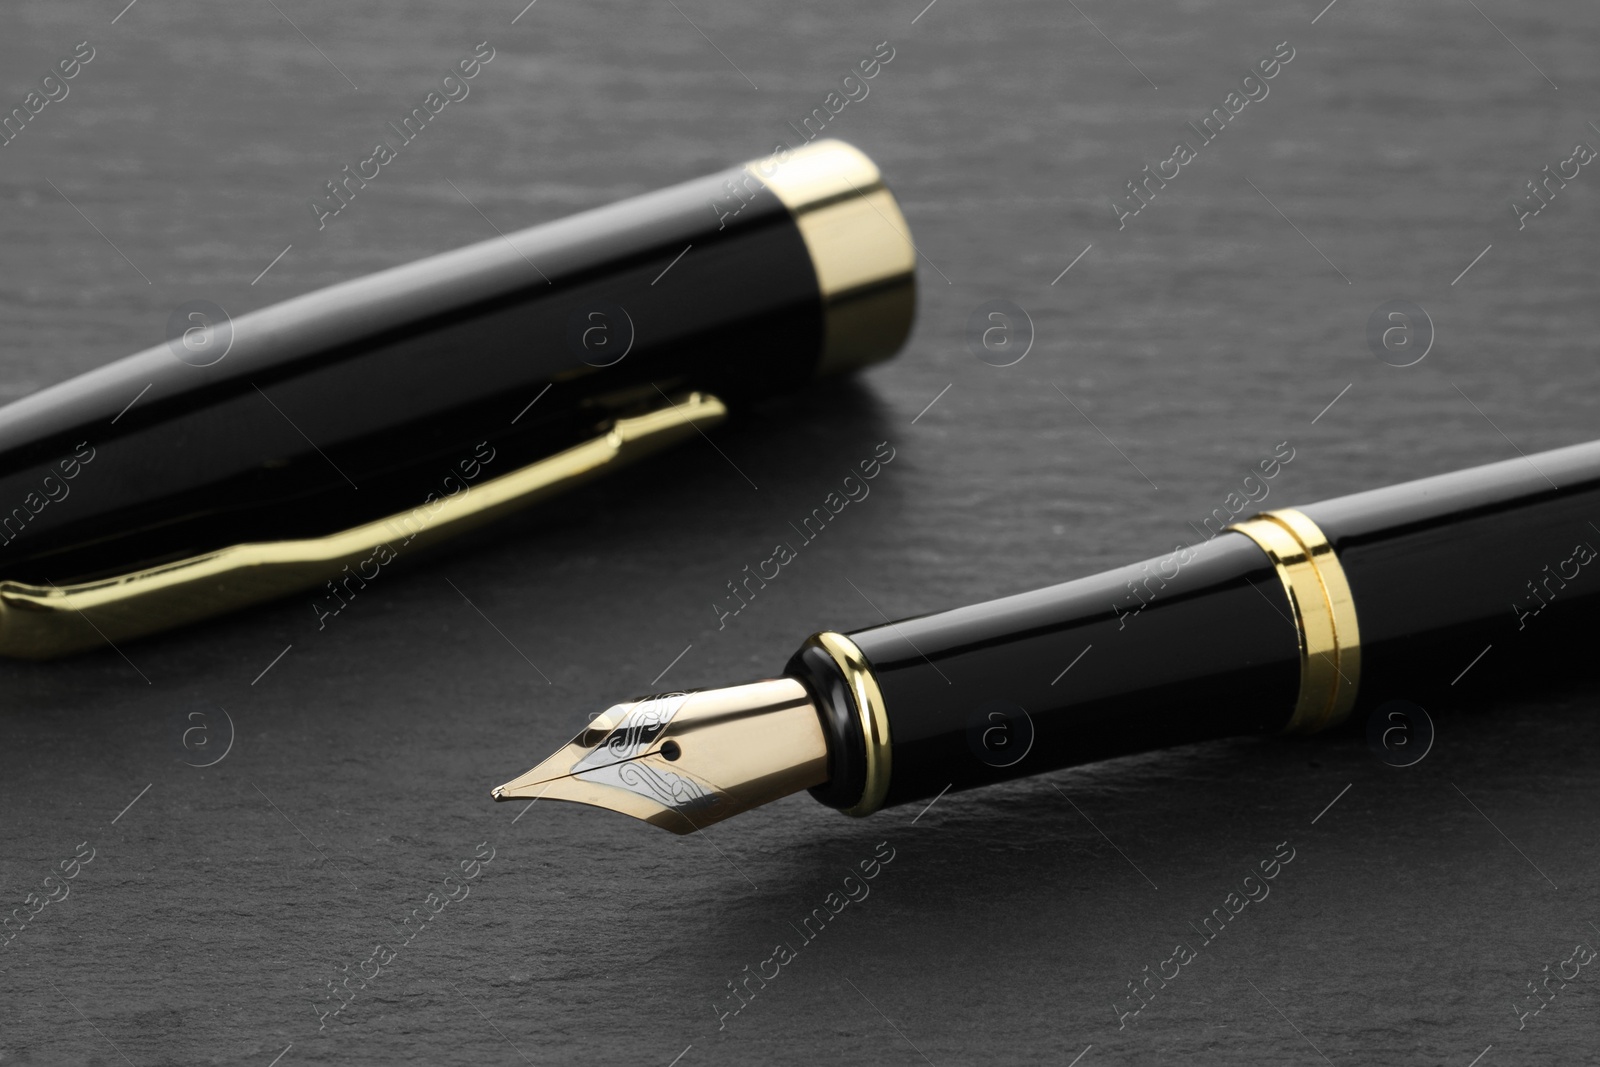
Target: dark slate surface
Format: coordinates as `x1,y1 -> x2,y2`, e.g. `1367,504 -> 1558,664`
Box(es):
1,1 -> 1598,1064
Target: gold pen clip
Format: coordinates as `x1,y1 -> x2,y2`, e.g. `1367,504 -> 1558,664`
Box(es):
0,390 -> 726,659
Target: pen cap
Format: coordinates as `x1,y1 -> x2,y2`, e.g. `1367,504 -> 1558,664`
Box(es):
0,140 -> 916,656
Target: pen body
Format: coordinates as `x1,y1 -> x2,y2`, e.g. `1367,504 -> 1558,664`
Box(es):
1300,438 -> 1600,704
795,533 -> 1302,810
796,439 -> 1600,813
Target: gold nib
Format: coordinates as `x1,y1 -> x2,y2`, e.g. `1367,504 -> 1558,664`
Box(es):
492,678 -> 828,834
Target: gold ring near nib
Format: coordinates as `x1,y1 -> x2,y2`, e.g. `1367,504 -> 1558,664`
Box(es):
492,678 -> 828,835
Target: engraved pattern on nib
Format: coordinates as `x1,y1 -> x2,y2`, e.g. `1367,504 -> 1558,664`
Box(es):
572,692 -> 689,772
567,692 -> 728,820
588,760 -> 725,818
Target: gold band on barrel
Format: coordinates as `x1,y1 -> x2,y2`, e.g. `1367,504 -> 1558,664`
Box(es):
810,630 -> 893,816
1226,507 -> 1361,734
750,140 -> 917,379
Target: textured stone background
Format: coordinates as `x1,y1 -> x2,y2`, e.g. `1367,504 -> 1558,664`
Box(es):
1,1 -> 1598,1064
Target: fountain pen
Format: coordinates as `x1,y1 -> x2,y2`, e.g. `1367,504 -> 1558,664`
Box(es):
495,437 -> 1600,833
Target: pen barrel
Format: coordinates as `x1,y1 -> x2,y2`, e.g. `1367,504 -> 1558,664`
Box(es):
797,533 -> 1303,811
0,140 -> 913,585
801,439 -> 1600,814
1298,438 -> 1600,705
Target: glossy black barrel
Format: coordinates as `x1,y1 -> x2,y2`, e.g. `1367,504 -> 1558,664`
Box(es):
0,159 -> 831,584
801,532 -> 1303,811
1299,439 -> 1600,708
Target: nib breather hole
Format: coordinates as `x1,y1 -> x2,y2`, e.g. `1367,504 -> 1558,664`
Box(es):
661,740 -> 682,761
